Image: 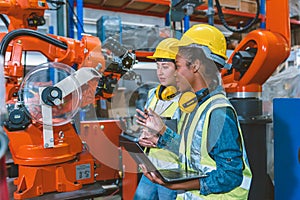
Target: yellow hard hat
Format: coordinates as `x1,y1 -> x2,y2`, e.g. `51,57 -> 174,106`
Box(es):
177,24 -> 227,60
147,38 -> 179,60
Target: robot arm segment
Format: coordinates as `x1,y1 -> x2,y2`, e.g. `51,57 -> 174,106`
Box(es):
38,67 -> 101,148
222,0 -> 291,97
1,29 -> 106,101
0,0 -> 48,31
41,68 -> 101,106
222,30 -> 290,97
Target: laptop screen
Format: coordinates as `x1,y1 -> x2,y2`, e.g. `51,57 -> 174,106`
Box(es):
119,134 -> 207,183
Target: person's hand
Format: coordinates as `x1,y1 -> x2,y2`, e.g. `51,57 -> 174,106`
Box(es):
139,164 -> 200,191
135,108 -> 166,135
138,128 -> 159,147
139,164 -> 166,185
139,164 -> 185,190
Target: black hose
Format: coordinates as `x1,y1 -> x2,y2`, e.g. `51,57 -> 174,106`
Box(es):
215,0 -> 260,33
0,14 -> 9,29
0,29 -> 68,57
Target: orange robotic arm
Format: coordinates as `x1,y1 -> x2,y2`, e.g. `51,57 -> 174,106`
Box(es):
220,1 -> 291,198
2,29 -> 135,103
0,1 -> 137,199
0,0 -> 48,31
1,28 -> 135,200
1,29 -> 107,103
222,0 -> 290,98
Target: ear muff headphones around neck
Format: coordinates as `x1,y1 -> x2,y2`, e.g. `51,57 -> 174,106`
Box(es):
179,88 -> 209,113
155,85 -> 178,101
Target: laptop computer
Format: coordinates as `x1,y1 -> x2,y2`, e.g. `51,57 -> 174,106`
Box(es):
119,134 -> 208,183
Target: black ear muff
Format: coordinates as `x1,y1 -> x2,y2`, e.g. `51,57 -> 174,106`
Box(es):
155,85 -> 178,101
156,84 -> 165,100
179,89 -> 209,113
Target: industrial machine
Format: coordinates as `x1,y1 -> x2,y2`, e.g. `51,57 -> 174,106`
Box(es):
221,0 -> 290,97
5,64 -> 103,199
221,0 -> 290,199
1,55 -> 9,200
0,0 -> 136,199
0,0 -> 292,199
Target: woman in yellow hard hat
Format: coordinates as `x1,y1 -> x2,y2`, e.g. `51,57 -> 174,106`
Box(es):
134,38 -> 181,200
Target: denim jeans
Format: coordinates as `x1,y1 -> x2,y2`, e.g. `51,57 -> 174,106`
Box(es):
134,175 -> 177,200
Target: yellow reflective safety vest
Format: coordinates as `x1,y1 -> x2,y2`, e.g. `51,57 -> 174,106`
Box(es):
177,93 -> 252,200
145,88 -> 180,169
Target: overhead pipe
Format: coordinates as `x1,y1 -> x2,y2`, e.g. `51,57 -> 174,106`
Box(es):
207,0 -> 214,25
76,0 -> 84,40
67,0 -> 74,38
260,0 -> 266,29
183,15 -> 190,32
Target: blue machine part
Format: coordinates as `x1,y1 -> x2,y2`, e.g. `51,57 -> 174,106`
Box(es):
77,0 -> 83,40
273,98 -> 300,200
67,0 -> 74,38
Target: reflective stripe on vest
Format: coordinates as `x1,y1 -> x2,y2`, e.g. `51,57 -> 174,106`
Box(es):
178,94 -> 225,171
177,93 -> 252,199
200,102 -> 252,189
146,88 -> 180,169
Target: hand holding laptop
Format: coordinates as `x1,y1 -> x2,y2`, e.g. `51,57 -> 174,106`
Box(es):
139,164 -> 201,191
120,136 -> 207,184
139,164 -> 165,185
